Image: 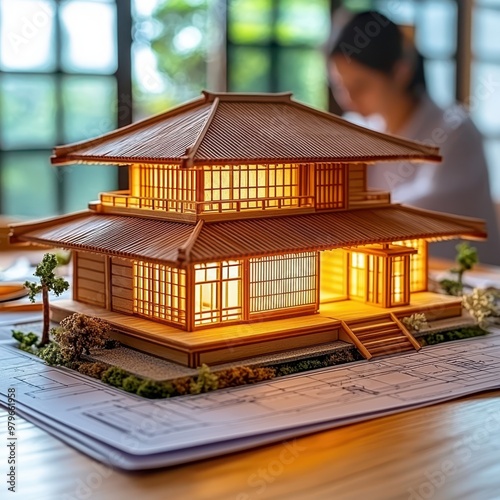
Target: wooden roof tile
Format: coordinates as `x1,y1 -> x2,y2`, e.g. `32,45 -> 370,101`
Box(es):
51,91 -> 441,166
10,206 -> 486,265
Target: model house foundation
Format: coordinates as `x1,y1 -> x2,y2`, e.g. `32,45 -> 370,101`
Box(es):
10,91 -> 487,367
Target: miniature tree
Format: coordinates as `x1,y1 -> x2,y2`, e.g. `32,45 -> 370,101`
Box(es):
25,253 -> 69,347
54,313 -> 114,362
440,242 -> 478,296
453,242 -> 478,289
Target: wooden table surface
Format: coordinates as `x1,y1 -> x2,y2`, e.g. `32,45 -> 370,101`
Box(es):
2,392 -> 500,500
1,256 -> 500,499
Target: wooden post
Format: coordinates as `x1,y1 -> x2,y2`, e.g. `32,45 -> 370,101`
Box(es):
72,251 -> 79,302
186,264 -> 195,331
105,256 -> 112,311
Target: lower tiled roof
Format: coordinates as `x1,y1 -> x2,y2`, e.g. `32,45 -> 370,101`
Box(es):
10,206 -> 487,265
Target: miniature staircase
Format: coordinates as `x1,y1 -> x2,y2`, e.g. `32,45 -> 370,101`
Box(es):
340,313 -> 421,360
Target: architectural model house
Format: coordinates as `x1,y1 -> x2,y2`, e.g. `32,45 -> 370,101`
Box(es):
10,91 -> 487,368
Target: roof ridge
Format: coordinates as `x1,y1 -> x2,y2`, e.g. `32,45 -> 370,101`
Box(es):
202,90 -> 293,103
288,98 -> 441,161
182,97 -> 220,168
51,95 -> 209,164
177,219 -> 204,262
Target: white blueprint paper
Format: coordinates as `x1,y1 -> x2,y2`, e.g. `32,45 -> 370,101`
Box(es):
1,329 -> 500,469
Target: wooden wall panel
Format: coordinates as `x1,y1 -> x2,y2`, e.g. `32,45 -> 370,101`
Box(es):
111,258 -> 134,314
75,252 -> 106,307
348,163 -> 367,197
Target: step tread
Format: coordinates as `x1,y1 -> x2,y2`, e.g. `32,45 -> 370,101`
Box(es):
355,328 -> 403,339
350,321 -> 395,333
369,344 -> 414,356
363,337 -> 412,347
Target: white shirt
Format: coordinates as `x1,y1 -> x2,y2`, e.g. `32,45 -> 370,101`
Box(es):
365,93 -> 500,266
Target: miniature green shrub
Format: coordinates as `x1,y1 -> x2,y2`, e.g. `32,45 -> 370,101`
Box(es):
77,361 -> 109,379
122,375 -> 143,393
271,348 -> 363,377
38,342 -> 67,366
136,380 -> 169,399
274,359 -> 325,377
326,348 -> 362,365
101,366 -> 130,387
419,326 -> 488,346
189,364 -> 219,394
11,330 -> 39,354
216,366 -> 276,389
172,377 -> 191,396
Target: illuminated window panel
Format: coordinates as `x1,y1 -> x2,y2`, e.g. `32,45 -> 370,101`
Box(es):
320,249 -> 347,303
128,164 -> 198,213
389,255 -> 410,306
315,163 -> 346,210
393,239 -> 428,292
349,251 -> 366,301
366,254 -> 384,306
134,262 -> 186,326
203,163 -> 308,212
249,253 -> 317,314
194,261 -> 242,326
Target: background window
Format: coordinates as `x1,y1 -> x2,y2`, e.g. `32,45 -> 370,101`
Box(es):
2,0 -> 500,219
226,0 -> 331,109
0,0 -> 124,218
334,0 -> 500,205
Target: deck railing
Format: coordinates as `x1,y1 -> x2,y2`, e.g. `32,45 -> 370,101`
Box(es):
100,191 -> 315,215
349,190 -> 391,205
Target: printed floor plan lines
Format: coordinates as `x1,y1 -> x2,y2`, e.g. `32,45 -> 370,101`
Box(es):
1,329 -> 500,468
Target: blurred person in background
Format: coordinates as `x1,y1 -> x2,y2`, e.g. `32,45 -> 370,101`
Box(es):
328,10 -> 500,266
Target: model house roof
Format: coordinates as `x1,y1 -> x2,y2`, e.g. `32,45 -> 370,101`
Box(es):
51,91 -> 441,167
10,206 -> 486,265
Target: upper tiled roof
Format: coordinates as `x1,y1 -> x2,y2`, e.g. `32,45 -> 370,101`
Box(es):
10,206 -> 485,265
51,91 -> 441,167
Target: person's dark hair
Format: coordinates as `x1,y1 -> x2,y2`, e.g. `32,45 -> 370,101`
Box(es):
330,10 -> 426,95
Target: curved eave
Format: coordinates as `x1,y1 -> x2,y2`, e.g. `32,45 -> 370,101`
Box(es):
51,153 -> 442,167
189,232 -> 487,264
16,235 -> 183,267
9,206 -> 485,266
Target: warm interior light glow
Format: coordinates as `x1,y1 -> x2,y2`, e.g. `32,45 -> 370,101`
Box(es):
349,251 -> 366,300
203,164 -> 303,212
134,261 -> 186,325
366,254 -> 384,305
315,163 -> 346,209
249,253 -> 317,314
194,261 -> 242,326
320,249 -> 347,303
394,239 -> 427,291
392,256 -> 404,304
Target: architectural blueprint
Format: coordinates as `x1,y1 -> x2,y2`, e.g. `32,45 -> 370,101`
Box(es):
1,329 -> 500,469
